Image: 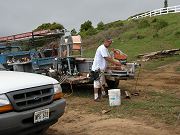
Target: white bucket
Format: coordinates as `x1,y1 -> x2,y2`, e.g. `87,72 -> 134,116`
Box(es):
108,89 -> 121,106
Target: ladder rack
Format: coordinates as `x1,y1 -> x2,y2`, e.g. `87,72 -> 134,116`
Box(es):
0,29 -> 65,43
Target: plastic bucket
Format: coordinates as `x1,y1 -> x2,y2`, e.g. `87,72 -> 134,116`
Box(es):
108,89 -> 121,106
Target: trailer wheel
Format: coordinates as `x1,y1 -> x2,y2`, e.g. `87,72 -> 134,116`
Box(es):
106,79 -> 119,89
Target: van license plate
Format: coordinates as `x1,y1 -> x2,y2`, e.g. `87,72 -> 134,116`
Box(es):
34,108 -> 49,123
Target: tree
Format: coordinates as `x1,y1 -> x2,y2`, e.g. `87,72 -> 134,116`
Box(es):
80,20 -> 93,32
97,21 -> 105,30
34,22 -> 64,31
50,22 -> 64,30
164,0 -> 168,8
71,28 -> 77,36
86,27 -> 97,36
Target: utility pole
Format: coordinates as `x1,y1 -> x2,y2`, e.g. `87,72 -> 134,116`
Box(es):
164,0 -> 168,8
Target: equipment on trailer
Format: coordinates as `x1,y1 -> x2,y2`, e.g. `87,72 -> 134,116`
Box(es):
59,35 -> 82,57
54,57 -> 77,76
0,30 -> 140,89
0,29 -> 65,73
110,48 -> 127,65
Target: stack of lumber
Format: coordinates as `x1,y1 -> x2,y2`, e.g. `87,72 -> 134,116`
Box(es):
137,48 -> 180,61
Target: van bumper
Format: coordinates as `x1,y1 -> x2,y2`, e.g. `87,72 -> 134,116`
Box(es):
0,99 -> 66,135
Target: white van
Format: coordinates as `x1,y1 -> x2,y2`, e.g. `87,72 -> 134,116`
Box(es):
0,65 -> 66,135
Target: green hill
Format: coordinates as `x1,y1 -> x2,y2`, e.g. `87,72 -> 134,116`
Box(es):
82,13 -> 180,63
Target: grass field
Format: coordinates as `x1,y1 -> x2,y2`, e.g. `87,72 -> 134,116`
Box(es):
83,13 -> 180,63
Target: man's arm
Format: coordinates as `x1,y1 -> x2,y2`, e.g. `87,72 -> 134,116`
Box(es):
104,57 -> 121,66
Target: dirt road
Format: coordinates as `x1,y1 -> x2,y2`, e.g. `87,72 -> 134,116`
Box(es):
46,62 -> 180,135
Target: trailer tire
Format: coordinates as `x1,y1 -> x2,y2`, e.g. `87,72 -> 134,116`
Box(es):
106,79 -> 119,89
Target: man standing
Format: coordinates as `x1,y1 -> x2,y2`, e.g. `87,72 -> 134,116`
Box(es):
91,37 -> 121,101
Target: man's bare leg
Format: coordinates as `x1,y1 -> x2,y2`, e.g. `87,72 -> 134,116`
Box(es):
94,88 -> 101,101
94,88 -> 99,100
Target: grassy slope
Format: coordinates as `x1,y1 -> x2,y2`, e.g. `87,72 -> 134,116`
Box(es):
83,13 -> 180,63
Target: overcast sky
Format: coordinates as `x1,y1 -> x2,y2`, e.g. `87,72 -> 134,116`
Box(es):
0,0 -> 179,36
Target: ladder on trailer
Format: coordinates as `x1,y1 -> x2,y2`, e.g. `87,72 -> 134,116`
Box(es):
0,29 -> 65,43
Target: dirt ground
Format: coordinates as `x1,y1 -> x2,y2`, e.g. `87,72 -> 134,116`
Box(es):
46,61 -> 180,135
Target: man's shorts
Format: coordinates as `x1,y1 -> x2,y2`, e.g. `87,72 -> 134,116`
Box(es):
94,74 -> 106,88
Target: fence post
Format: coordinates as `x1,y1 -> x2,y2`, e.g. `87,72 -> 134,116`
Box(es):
160,9 -> 162,15
174,6 -> 177,12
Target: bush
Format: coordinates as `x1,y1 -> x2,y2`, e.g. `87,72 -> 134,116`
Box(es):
86,28 -> 97,36
97,21 -> 105,30
137,34 -> 145,39
104,20 -> 124,30
104,23 -> 113,29
153,33 -> 159,38
79,30 -> 87,38
113,21 -> 124,27
153,19 -> 168,30
80,20 -> 93,32
124,32 -> 144,40
138,19 -> 150,29
79,28 -> 97,38
174,31 -> 180,37
151,18 -> 157,23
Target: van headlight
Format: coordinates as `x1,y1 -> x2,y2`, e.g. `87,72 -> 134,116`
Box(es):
53,84 -> 64,100
0,94 -> 13,113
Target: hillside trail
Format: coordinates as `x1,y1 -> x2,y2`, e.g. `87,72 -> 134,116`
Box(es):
46,61 -> 180,135
126,61 -> 180,96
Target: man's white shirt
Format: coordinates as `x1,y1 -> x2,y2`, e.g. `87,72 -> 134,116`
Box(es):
92,44 -> 110,71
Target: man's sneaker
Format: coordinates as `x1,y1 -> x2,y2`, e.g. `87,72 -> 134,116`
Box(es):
94,97 -> 101,102
102,94 -> 108,98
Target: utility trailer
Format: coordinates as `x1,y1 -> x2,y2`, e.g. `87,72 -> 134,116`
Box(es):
49,35 -> 139,89
0,31 -> 139,89
49,56 -> 139,89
